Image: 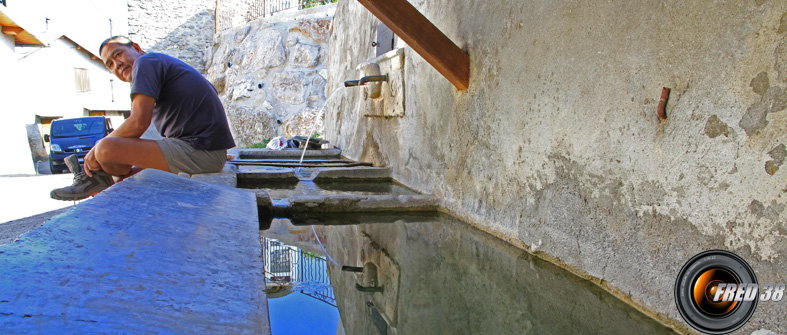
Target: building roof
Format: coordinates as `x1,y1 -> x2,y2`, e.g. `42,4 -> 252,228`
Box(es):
0,5 -> 44,45
57,35 -> 102,62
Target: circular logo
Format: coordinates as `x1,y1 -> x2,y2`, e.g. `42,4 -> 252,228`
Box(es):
674,250 -> 758,334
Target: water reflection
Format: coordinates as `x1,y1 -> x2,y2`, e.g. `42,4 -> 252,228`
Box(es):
319,214 -> 678,335
261,223 -> 342,335
261,236 -> 336,306
261,215 -> 677,335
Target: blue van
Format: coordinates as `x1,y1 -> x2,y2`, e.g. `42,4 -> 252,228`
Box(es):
45,116 -> 113,174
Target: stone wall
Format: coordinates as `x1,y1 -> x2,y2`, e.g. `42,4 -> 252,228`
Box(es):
127,0 -> 215,73
326,1 -> 787,333
25,124 -> 47,164
205,5 -> 335,148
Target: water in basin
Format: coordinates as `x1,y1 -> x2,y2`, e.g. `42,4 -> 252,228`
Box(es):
261,214 -> 677,335
238,166 -> 420,201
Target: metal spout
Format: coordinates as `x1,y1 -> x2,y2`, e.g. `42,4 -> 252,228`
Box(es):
355,283 -> 384,293
344,74 -> 388,87
344,80 -> 361,87
360,74 -> 388,85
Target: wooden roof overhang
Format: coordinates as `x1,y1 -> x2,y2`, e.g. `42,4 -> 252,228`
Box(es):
357,0 -> 469,90
0,6 -> 44,45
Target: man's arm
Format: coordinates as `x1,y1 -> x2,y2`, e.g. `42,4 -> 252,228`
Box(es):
82,93 -> 156,176
109,93 -> 156,139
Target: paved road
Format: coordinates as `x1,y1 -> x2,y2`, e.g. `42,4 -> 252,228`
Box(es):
0,172 -> 76,224
0,161 -> 79,243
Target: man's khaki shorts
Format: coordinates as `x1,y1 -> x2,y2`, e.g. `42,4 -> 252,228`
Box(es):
156,138 -> 227,174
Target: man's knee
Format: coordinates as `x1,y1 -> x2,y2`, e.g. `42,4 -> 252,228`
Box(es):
94,137 -> 118,163
94,137 -> 137,165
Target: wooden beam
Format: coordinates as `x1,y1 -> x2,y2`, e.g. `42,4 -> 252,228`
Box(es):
356,0 -> 470,90
2,26 -> 23,36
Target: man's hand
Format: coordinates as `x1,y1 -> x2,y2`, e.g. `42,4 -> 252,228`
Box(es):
83,94 -> 155,177
83,146 -> 101,177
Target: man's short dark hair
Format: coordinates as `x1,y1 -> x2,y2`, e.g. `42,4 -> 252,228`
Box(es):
99,36 -> 135,54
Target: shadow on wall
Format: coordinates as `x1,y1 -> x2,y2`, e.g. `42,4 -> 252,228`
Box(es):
146,10 -> 215,74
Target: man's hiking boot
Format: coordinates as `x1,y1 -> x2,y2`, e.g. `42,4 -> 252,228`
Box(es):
50,154 -> 114,201
64,153 -> 82,175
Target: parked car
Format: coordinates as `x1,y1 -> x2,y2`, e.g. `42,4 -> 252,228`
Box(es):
45,116 -> 113,174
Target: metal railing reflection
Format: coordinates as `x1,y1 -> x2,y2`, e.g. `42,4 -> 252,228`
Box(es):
262,236 -> 336,306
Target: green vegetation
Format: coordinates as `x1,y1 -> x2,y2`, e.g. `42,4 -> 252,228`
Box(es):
248,139 -> 270,148
303,251 -> 326,260
302,0 -> 337,9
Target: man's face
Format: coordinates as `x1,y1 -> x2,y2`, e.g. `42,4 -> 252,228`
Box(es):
100,43 -> 143,82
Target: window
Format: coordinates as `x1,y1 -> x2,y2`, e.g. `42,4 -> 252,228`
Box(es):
74,68 -> 90,93
270,250 -> 291,273
50,118 -> 104,137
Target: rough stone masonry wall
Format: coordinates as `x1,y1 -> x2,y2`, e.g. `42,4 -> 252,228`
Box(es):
128,0 -> 215,73
326,1 -> 787,333
205,5 -> 335,147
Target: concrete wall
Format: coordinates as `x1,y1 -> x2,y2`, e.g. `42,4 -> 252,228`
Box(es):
205,5 -> 335,147
326,1 -> 787,333
127,0 -> 215,73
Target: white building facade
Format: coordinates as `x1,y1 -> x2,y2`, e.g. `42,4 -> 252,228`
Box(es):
1,4 -> 45,174
1,29 -> 131,174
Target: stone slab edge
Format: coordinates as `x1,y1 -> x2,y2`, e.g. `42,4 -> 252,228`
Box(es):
0,207 -> 74,245
288,194 -> 439,212
0,169 -> 269,334
183,162 -> 238,188
310,167 -> 392,181
231,148 -> 342,159
238,170 -> 300,182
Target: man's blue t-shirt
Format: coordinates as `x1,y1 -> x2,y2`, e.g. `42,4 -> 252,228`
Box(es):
130,53 -> 235,151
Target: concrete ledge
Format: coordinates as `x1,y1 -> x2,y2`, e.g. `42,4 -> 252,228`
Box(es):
230,148 -> 342,159
237,166 -> 299,182
290,211 -> 444,226
289,194 -> 439,213
310,167 -> 392,181
248,189 -> 275,217
182,163 -> 238,188
0,169 -> 269,334
258,194 -> 441,227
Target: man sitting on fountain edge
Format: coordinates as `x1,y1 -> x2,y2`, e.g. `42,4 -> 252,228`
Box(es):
51,36 -> 236,201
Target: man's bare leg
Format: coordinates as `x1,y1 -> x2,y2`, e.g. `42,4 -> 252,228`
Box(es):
92,137 -> 170,176
51,138 -> 170,201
